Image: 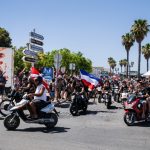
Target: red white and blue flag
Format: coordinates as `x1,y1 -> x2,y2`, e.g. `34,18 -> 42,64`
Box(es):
80,69 -> 101,90
30,67 -> 50,92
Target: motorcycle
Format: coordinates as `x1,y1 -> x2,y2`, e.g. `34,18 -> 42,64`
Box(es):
120,90 -> 129,106
103,91 -> 112,109
70,92 -> 88,116
0,89 -> 23,116
3,94 -> 59,130
124,94 -> 149,126
96,86 -> 102,103
113,86 -> 120,102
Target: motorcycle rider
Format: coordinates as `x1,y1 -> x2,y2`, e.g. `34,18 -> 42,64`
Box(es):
141,83 -> 150,119
28,76 -> 47,119
102,80 -> 111,98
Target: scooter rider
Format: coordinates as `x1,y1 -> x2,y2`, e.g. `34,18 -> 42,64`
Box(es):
28,76 -> 47,119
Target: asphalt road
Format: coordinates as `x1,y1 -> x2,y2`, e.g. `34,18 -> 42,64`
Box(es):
0,99 -> 150,150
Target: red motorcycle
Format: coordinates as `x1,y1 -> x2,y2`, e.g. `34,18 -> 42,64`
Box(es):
124,94 -> 149,126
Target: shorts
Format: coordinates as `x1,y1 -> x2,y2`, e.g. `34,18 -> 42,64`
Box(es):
32,99 -> 47,110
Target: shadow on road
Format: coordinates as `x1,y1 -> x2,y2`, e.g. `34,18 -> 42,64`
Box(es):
0,116 -> 4,120
79,110 -> 116,116
15,126 -> 70,133
134,121 -> 150,127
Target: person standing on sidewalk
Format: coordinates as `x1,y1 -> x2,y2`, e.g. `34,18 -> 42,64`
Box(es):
0,70 -> 6,101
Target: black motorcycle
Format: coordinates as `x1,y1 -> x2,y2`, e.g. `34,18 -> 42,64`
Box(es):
113,86 -> 120,102
70,92 -> 88,116
103,91 -> 112,109
3,94 -> 59,130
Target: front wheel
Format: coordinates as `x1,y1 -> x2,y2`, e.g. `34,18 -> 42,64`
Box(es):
4,114 -> 20,130
44,113 -> 58,129
82,102 -> 88,114
70,103 -> 78,116
124,111 -> 136,126
98,95 -> 102,103
0,100 -> 14,117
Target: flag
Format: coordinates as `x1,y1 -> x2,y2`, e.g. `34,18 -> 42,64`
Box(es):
30,67 -> 50,92
80,69 -> 101,90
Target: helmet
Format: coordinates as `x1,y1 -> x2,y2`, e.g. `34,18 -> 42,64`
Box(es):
35,76 -> 43,84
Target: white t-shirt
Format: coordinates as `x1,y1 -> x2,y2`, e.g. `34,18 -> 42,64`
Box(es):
34,84 -> 47,101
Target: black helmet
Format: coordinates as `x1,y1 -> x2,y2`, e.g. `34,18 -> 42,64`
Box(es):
35,76 -> 43,84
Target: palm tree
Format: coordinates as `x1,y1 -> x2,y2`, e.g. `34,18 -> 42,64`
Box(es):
122,59 -> 128,73
110,61 -> 116,73
122,33 -> 134,77
108,57 -> 114,73
142,43 -> 150,71
119,59 -> 124,73
131,19 -> 150,78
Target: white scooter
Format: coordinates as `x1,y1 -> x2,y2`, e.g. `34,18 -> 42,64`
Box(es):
3,94 -> 59,130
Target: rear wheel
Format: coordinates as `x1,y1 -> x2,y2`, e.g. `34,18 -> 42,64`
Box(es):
44,113 -> 58,129
0,100 -> 14,117
4,114 -> 20,130
124,111 -> 136,126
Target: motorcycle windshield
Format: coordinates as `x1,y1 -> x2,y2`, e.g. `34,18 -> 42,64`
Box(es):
127,94 -> 136,104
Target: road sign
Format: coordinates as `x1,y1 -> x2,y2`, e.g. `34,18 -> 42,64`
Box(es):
69,63 -> 76,70
54,53 -> 62,63
30,32 -> 44,40
30,38 -> 43,46
30,44 -> 43,52
22,56 -> 38,63
23,49 -> 37,57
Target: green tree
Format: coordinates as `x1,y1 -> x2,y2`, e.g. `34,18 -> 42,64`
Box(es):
122,59 -> 128,73
35,48 -> 92,74
13,46 -> 25,74
122,33 -> 134,77
108,57 -> 116,73
142,43 -> 150,71
119,59 -> 124,73
0,27 -> 12,47
131,19 -> 150,78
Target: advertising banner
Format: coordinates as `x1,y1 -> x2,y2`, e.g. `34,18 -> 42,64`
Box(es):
42,67 -> 54,83
0,48 -> 14,87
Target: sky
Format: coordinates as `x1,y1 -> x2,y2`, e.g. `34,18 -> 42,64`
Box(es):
0,0 -> 150,73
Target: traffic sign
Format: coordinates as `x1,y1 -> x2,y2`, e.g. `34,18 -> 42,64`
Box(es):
30,44 -> 43,52
23,49 -> 37,57
69,63 -> 76,70
54,53 -> 62,63
22,56 -> 38,63
30,32 -> 44,40
30,38 -> 43,46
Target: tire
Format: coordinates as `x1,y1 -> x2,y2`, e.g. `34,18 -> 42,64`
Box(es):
0,100 -> 14,117
106,102 -> 111,109
106,96 -> 111,109
4,114 -> 20,130
70,103 -> 78,116
98,95 -> 101,103
82,103 -> 87,114
124,111 -> 136,126
44,113 -> 58,129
